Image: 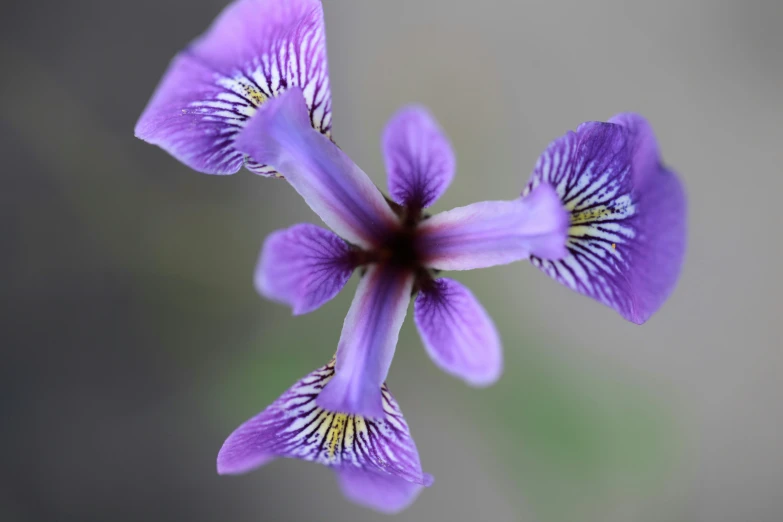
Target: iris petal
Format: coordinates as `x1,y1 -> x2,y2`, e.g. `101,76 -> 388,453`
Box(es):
235,88 -> 399,248
135,0 -> 331,175
414,278 -> 502,386
418,183 -> 569,271
382,106 -> 455,209
526,115 -> 686,324
337,467 -> 425,515
256,223 -> 355,315
217,360 -> 432,513
317,265 -> 414,418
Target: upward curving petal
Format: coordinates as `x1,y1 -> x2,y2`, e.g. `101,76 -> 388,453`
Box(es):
418,183 -> 569,271
135,0 -> 331,175
255,223 -> 355,315
382,106 -> 456,210
316,265 -> 414,418
526,115 -> 686,324
217,360 -> 433,513
235,88 -> 399,248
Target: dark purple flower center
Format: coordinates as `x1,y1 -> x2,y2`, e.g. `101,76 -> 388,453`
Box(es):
383,226 -> 421,269
349,200 -> 436,292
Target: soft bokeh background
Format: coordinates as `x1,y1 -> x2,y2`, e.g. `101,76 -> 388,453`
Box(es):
2,0 -> 781,521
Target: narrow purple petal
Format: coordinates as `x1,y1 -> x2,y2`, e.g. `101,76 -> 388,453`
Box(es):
256,223 -> 354,315
526,115 -> 686,324
217,360 -> 433,513
317,266 -> 413,418
414,279 -> 502,386
382,106 -> 455,209
337,468 -> 425,514
418,183 -> 569,271
234,88 -> 399,248
135,0 -> 331,175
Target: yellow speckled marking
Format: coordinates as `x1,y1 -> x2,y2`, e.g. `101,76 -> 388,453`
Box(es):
327,413 -> 348,459
570,205 -> 614,225
305,410 -> 373,462
567,225 -> 593,238
344,414 -> 355,446
259,360 -> 422,474
238,82 -> 268,107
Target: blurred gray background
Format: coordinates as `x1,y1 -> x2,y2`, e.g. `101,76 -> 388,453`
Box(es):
2,0 -> 781,521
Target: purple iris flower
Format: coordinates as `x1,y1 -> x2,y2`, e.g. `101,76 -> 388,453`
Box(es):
232,88 -> 568,415
135,0 -> 686,513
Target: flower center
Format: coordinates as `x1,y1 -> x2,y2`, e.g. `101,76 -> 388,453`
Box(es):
350,204 -> 436,292
367,203 -> 424,270
381,226 -> 421,270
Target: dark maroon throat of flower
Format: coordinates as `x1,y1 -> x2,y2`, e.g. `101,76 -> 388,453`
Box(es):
349,198 -> 435,293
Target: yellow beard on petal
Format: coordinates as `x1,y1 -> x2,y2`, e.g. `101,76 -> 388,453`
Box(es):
239,82 -> 268,107
327,413 -> 348,459
569,204 -> 616,224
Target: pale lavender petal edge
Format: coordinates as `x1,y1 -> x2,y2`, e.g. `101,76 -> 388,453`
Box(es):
337,467 -> 426,514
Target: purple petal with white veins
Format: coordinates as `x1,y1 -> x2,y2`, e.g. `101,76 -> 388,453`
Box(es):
235,88 -> 399,248
418,183 -> 569,271
415,278 -> 502,386
256,223 -> 355,315
526,114 -> 686,324
217,360 -> 433,513
383,106 -> 456,209
317,265 -> 414,418
135,0 -> 331,176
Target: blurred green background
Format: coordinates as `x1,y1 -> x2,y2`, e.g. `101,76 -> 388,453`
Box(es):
2,1 -> 781,521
